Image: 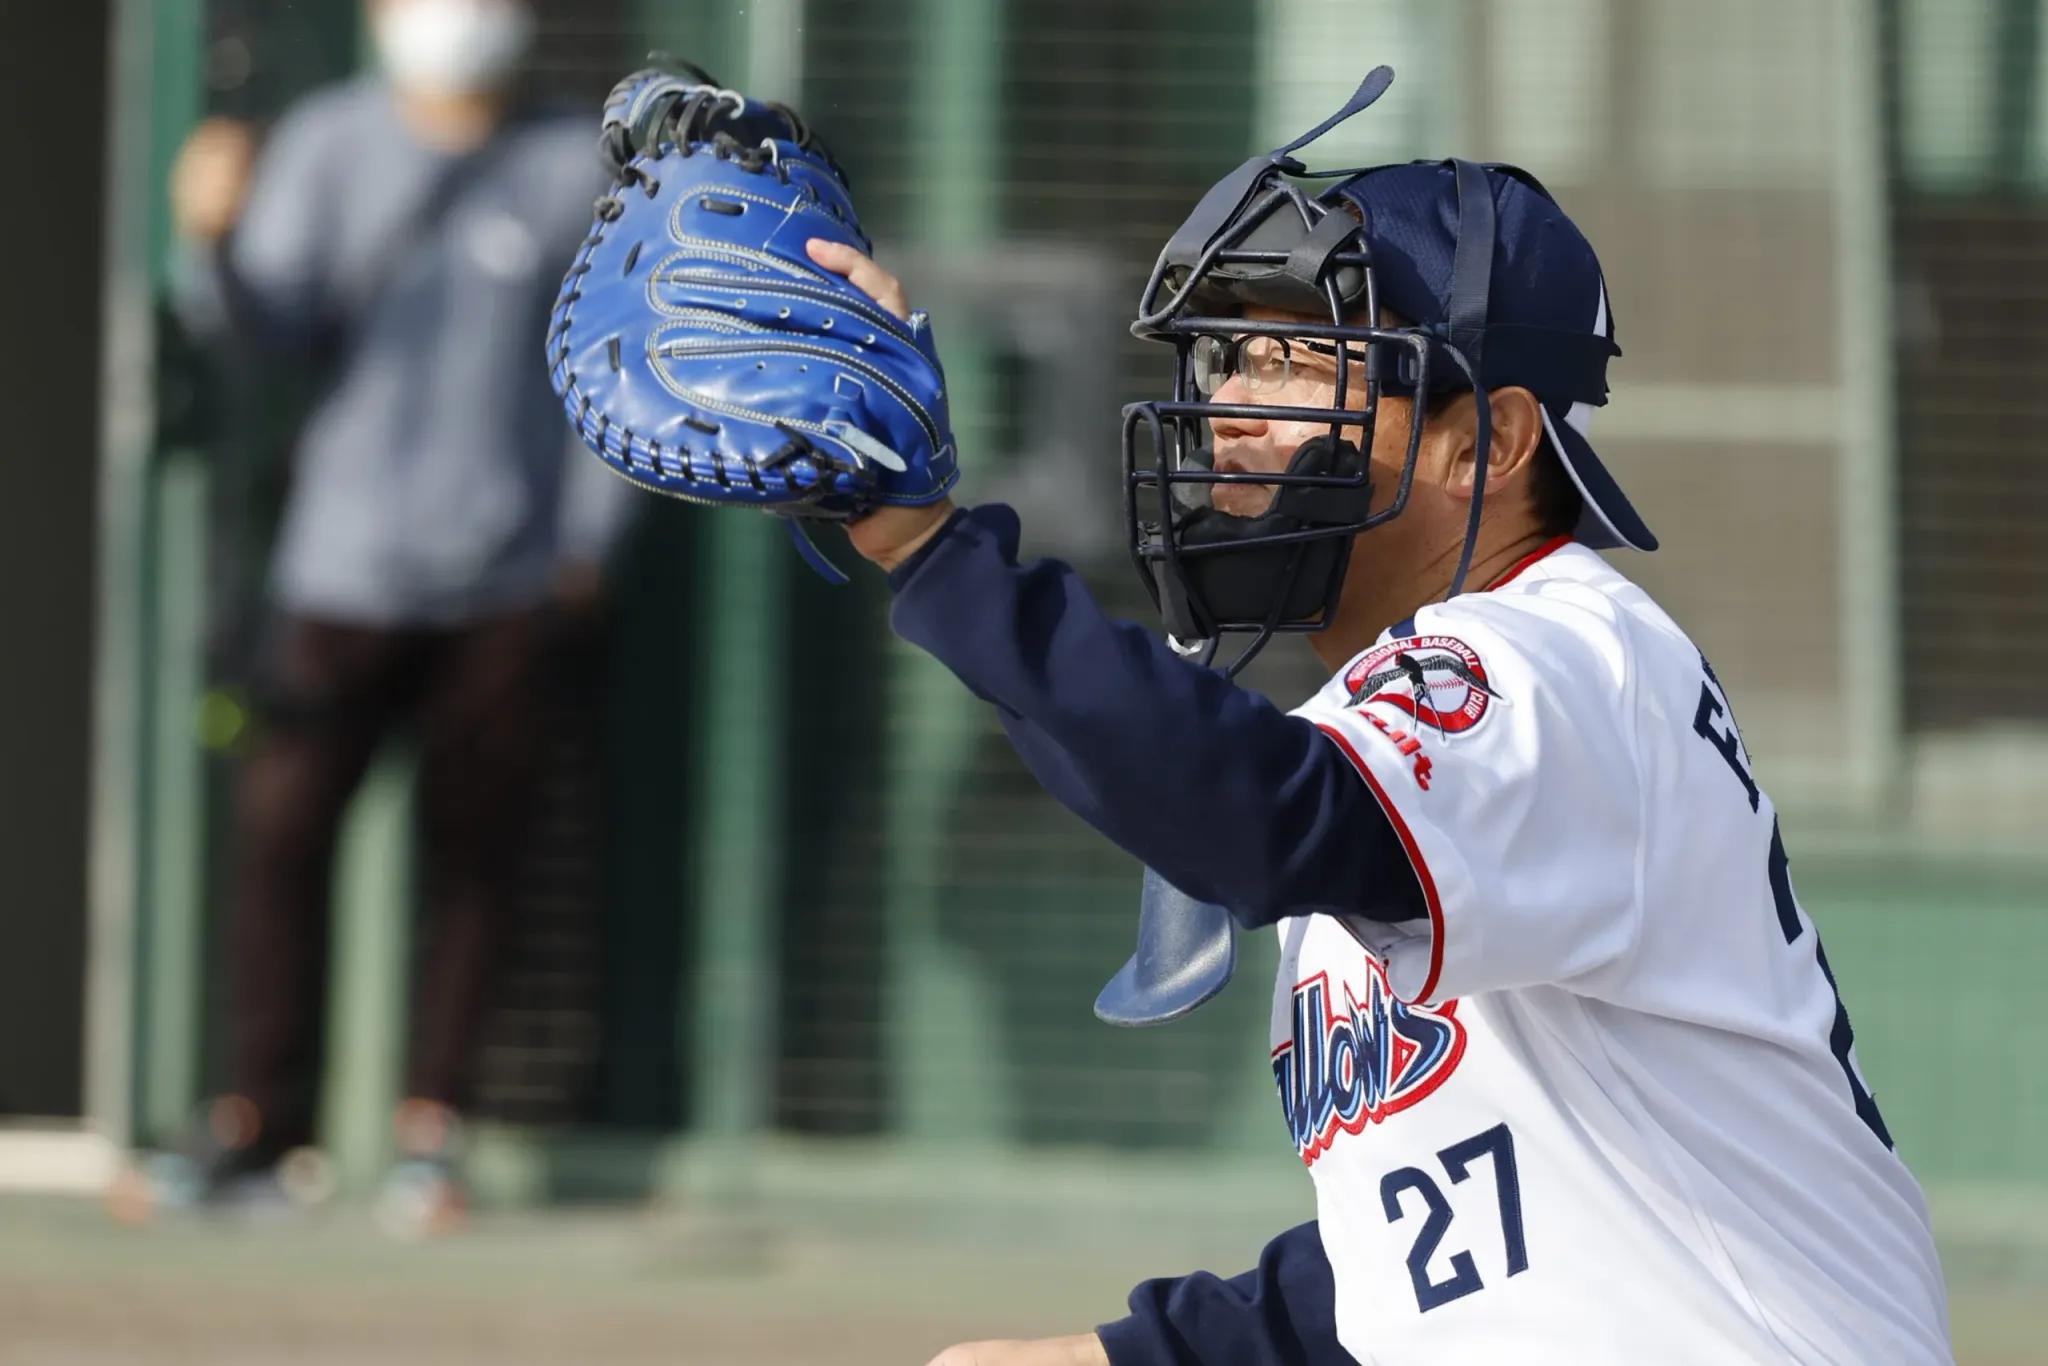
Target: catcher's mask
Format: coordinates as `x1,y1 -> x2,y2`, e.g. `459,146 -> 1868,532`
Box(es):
1124,65 -> 1649,675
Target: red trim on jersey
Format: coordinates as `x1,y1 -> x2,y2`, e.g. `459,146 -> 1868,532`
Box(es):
1487,534 -> 1574,590
1315,722 -> 1447,1004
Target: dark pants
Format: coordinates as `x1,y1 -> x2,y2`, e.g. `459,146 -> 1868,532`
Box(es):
228,610 -> 551,1149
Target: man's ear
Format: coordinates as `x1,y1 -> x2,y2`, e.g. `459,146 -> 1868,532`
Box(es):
1446,386 -> 1544,498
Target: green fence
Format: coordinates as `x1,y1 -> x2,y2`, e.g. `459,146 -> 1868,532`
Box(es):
102,0 -> 2048,1206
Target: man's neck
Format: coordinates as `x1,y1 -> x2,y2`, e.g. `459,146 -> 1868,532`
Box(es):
1308,523 -> 1559,673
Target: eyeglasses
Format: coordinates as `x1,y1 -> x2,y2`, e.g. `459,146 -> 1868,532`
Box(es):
1189,334 -> 1358,398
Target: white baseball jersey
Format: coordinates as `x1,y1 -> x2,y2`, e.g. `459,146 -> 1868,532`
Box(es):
1278,537 -> 1950,1364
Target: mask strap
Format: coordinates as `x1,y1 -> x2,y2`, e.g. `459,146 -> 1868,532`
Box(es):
1444,158 -> 1495,373
1440,158 -> 1497,600
1140,184 -> 1297,329
1142,66 -> 1397,323
1281,206 -> 1366,300
1438,341 -> 1492,600
1270,65 -> 1397,159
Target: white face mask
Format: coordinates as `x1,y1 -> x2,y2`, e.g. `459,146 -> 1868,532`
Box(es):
373,0 -> 534,95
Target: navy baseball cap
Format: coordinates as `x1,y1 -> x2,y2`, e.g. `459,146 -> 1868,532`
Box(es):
1332,162 -> 1656,553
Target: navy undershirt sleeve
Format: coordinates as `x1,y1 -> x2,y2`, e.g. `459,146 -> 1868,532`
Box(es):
887,502 -> 1421,928
1095,1221 -> 1351,1366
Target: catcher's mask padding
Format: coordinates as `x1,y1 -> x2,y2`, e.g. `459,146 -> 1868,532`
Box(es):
1162,200 -> 1369,320
1152,435 -> 1365,643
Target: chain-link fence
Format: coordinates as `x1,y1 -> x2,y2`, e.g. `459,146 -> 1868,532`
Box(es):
82,2 -> 2048,1359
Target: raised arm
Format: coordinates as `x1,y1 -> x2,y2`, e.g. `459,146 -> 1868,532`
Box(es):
884,502 -> 1421,930
809,237 -> 1421,930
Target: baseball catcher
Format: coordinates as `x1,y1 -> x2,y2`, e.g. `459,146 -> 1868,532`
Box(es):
552,60 -> 1950,1366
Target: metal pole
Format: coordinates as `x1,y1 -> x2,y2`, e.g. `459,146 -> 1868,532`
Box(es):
1834,0 -> 1904,815
630,0 -> 795,1165
100,0 -> 208,1150
89,0 -> 166,1154
883,0 -> 1011,1144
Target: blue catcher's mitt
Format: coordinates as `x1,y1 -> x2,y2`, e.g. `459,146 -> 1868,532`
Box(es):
546,62 -> 957,578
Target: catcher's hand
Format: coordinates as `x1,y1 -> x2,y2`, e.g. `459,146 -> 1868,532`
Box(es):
804,239 -> 959,573
546,63 -> 958,539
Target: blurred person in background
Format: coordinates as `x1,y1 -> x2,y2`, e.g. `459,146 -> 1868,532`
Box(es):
152,0 -> 630,1229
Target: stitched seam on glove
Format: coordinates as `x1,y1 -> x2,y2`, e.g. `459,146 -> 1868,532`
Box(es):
649,335 -> 943,452
668,181 -> 844,229
647,337 -> 942,456
649,263 -> 916,343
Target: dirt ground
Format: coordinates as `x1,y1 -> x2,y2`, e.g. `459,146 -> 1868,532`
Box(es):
0,1192 -> 1166,1366
0,1189 -> 2041,1365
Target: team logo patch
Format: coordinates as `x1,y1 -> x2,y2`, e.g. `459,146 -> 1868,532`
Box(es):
1273,963 -> 1466,1165
1344,634 -> 1499,735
